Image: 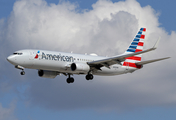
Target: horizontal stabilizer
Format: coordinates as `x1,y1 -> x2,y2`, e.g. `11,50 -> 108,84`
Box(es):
135,57 -> 170,65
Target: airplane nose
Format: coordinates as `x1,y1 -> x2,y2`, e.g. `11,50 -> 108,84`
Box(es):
7,55 -> 16,64
7,56 -> 10,62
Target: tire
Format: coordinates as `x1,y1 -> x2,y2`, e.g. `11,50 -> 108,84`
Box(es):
86,75 -> 90,80
67,78 -> 74,83
70,77 -> 74,83
86,74 -> 94,80
66,78 -> 71,84
89,74 -> 94,80
21,71 -> 25,75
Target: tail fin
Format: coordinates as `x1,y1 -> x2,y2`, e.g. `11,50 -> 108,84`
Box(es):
123,28 -> 146,68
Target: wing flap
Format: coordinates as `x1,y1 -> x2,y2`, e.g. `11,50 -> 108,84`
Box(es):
135,57 -> 170,65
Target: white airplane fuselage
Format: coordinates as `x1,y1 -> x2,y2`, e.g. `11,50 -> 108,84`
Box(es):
7,49 -> 135,76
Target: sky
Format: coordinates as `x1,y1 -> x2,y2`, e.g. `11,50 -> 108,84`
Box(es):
0,0 -> 176,120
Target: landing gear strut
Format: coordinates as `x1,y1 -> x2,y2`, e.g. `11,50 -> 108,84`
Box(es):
15,65 -> 25,75
86,74 -> 94,80
66,74 -> 74,84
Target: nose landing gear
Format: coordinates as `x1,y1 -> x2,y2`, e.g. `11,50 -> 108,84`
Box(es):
15,65 -> 25,75
20,70 -> 25,75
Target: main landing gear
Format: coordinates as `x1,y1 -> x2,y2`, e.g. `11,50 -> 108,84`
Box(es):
85,74 -> 94,80
66,74 -> 94,84
66,74 -> 74,84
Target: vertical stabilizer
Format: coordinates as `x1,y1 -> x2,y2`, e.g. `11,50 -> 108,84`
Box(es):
123,28 -> 146,69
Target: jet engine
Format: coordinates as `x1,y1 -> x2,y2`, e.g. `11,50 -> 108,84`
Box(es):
71,63 -> 90,73
38,70 -> 58,78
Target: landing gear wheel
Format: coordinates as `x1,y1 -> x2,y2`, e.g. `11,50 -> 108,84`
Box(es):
70,77 -> 74,83
20,71 -> 25,75
89,74 -> 93,80
66,77 -> 74,84
67,78 -> 71,84
86,74 -> 94,80
86,75 -> 90,80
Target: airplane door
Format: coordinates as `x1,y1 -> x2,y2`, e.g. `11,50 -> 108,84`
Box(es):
29,51 -> 35,60
28,51 -> 36,68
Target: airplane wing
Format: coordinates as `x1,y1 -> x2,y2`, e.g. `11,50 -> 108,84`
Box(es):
87,47 -> 156,69
87,38 -> 162,69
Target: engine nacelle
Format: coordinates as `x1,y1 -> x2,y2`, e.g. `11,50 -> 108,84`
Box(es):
71,63 -> 90,73
38,70 -> 57,78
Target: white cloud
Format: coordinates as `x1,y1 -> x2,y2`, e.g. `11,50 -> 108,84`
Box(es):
1,0 -> 176,111
0,102 -> 17,120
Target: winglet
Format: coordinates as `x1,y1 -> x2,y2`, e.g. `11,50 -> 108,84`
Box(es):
153,37 -> 161,50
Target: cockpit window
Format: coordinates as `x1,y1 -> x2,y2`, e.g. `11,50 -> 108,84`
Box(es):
13,52 -> 23,55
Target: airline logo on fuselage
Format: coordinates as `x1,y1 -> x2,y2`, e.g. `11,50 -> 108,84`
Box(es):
41,52 -> 74,62
34,50 -> 40,59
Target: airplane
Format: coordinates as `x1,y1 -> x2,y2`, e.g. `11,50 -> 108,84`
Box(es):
7,28 -> 170,83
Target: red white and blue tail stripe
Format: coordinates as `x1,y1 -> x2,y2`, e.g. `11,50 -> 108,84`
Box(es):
123,28 -> 146,69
